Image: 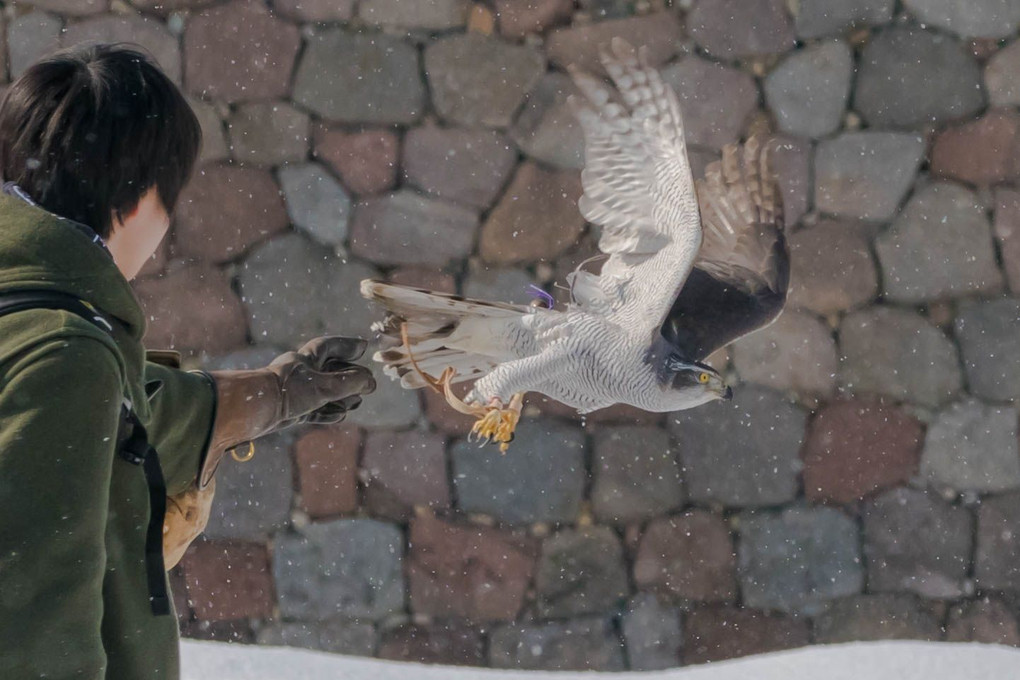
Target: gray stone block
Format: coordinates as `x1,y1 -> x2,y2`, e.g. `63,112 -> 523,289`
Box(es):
855,26 -> 984,129
402,126 -> 517,210
359,0 -> 469,29
489,618 -> 625,671
738,506 -> 864,615
203,431 -> 295,540
509,73 -> 585,170
863,487 -> 973,599
904,0 -> 1020,39
9,12 -> 61,79
621,594 -> 681,671
591,426 -> 684,524
955,298 -> 1020,402
350,190 -> 479,267
987,41 -> 1020,108
876,183 -> 1003,303
239,234 -> 381,348
813,594 -> 942,643
977,492 -> 1020,590
346,366 -> 422,430
838,306 -> 963,409
765,39 -> 853,139
814,132 -> 924,221
660,57 -> 759,150
294,29 -> 424,124
278,163 -> 352,249
451,419 -> 585,524
228,102 -> 309,166
669,386 -> 805,508
730,308 -> 839,398
425,34 -> 545,128
535,526 -> 630,618
273,519 -> 405,621
922,399 -> 1020,494
256,620 -> 376,656
793,0 -> 894,38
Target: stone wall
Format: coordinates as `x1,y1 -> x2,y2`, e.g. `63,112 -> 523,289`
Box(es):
8,0 -> 1020,670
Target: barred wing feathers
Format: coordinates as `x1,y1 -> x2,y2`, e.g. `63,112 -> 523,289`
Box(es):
567,38 -> 703,341
663,137 -> 789,361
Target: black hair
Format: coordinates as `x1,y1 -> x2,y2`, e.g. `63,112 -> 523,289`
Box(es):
0,43 -> 201,239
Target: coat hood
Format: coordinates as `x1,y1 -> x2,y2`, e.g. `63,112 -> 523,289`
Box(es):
0,193 -> 146,340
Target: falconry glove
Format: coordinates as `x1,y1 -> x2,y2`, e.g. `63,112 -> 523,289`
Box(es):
164,337 -> 375,568
199,336 -> 376,487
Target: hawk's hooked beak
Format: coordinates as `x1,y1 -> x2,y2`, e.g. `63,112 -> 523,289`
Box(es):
720,385 -> 733,401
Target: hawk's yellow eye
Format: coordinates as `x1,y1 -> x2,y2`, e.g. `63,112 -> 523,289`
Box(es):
698,372 -> 710,384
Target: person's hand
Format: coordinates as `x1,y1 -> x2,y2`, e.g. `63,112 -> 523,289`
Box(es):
198,335 -> 376,487
266,336 -> 376,427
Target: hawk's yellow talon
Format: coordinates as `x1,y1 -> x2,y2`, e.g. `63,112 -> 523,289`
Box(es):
468,399 -> 521,452
398,323 -> 524,452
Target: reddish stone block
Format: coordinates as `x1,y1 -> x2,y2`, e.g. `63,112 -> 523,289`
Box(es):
133,261 -> 248,357
633,511 -> 737,604
137,237 -> 169,280
273,0 -> 355,22
179,618 -> 255,643
683,606 -> 810,665
408,514 -> 537,623
813,594 -> 942,643
181,539 -> 275,621
387,267 -> 456,293
314,125 -> 399,196
802,397 -> 923,504
362,431 -> 450,519
173,164 -> 289,263
350,190 -> 479,267
688,0 -> 794,59
61,14 -> 181,83
586,402 -> 665,427
931,109 -> 1020,185
294,427 -> 361,519
132,0 -> 217,10
788,220 -> 879,315
495,0 -> 573,38
27,0 -> 107,13
947,597 -> 1020,645
480,162 -> 584,264
378,623 -> 485,666
169,565 -> 192,624
423,385 -> 476,436
546,13 -> 682,74
185,1 -> 301,102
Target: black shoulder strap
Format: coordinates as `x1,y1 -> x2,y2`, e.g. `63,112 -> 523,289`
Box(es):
0,289 -> 171,616
0,289 -> 115,331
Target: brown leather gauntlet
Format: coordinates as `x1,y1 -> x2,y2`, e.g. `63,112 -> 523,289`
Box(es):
197,336 -> 375,488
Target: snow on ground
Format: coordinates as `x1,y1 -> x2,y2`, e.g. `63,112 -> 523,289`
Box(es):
182,640 -> 1020,680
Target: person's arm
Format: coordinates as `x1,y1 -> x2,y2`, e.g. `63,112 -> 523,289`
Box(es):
142,361 -> 215,496
0,337 -> 123,679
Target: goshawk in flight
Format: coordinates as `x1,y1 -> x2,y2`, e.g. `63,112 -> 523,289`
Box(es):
361,38 -> 789,451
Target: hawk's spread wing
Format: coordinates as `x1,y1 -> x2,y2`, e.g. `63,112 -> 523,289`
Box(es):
567,39 -> 702,342
662,137 -> 789,361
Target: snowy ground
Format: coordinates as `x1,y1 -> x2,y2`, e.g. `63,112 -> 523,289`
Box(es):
181,639 -> 1020,680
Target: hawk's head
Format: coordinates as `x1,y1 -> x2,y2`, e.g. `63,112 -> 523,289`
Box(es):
665,354 -> 731,401
647,336 -> 732,408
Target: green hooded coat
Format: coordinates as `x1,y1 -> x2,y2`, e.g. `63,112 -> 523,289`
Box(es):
0,194 -> 216,679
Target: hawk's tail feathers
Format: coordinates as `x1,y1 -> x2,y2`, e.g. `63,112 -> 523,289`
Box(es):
359,280 -> 525,389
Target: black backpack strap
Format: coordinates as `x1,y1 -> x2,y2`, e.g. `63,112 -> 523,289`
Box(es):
118,406 -> 170,616
0,289 -> 115,332
0,289 -> 170,617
